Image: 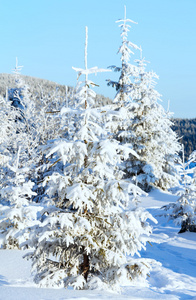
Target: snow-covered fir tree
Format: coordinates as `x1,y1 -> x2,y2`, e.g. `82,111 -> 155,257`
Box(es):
107,7 -> 180,192
107,5 -> 140,106
106,6 -> 140,143
162,146 -> 196,233
126,54 -> 181,191
26,27 -> 156,291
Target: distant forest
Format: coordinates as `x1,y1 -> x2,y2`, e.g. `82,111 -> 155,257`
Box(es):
172,118 -> 196,160
0,73 -> 195,160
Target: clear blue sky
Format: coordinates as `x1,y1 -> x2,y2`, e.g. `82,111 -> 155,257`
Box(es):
1,0 -> 196,118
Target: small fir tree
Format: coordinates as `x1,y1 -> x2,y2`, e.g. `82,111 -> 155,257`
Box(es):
162,146 -> 196,233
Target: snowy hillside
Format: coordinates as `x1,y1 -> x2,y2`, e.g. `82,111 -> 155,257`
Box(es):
0,73 -> 112,107
1,189 -> 196,300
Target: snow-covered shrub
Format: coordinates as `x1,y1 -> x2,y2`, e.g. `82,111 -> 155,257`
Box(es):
0,149 -> 42,249
162,147 -> 196,233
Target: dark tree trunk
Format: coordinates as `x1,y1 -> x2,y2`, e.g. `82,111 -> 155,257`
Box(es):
82,253 -> 89,281
179,220 -> 196,233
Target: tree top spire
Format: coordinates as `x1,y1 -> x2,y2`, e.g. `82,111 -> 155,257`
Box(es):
85,26 -> 88,82
116,5 -> 137,25
12,57 -> 23,75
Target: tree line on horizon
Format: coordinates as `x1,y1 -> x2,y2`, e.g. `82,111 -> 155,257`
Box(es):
172,118 -> 196,160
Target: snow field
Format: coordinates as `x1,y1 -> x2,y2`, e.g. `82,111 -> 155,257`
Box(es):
1,189 -> 196,299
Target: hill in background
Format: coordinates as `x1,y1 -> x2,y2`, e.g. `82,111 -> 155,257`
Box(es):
0,73 -> 195,160
0,73 -> 70,97
0,73 -> 112,108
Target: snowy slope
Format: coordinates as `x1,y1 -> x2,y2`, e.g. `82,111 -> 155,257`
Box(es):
0,189 -> 196,300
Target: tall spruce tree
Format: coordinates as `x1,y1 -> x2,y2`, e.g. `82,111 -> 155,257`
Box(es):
108,7 -> 180,192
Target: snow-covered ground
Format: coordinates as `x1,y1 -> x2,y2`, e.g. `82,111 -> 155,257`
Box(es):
1,189 -> 196,300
